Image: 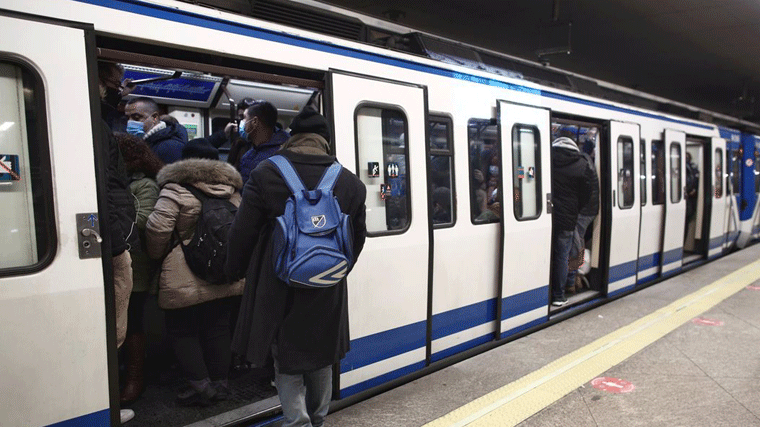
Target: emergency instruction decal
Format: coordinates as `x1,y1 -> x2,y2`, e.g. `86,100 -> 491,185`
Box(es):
0,154 -> 20,182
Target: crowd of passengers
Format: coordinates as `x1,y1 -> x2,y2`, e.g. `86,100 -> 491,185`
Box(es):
98,62 -> 367,427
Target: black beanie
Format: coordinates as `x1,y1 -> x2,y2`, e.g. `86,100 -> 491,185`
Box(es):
289,106 -> 331,142
182,138 -> 219,160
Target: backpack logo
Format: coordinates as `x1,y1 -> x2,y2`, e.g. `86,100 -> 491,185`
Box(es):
311,215 -> 327,228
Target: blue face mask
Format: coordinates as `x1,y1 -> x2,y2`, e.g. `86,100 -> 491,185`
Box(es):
126,120 -> 145,138
489,165 -> 500,177
238,121 -> 248,141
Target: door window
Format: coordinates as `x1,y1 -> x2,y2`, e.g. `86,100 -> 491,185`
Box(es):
640,139 -> 647,206
714,148 -> 723,198
670,143 -> 682,203
617,136 -> 634,208
511,125 -> 542,220
651,140 -> 665,205
0,61 -> 55,273
356,106 -> 409,234
468,118 -> 500,224
429,116 -> 454,227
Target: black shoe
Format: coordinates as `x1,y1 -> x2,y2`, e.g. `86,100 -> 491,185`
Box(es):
552,297 -> 568,307
211,379 -> 230,402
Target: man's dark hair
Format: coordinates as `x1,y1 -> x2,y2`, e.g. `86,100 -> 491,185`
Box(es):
246,101 -> 278,129
126,97 -> 160,115
97,61 -> 124,86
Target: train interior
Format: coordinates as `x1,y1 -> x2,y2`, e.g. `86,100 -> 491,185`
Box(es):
683,138 -> 708,264
97,37 -> 326,426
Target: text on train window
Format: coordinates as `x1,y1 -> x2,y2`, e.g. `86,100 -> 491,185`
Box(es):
468,118 -> 500,224
617,136 -> 634,209
355,106 -> 410,234
714,148 -> 723,198
670,143 -> 682,203
651,140 -> 665,205
429,116 -> 455,227
640,139 -> 647,206
512,125 -> 542,220
0,61 -> 55,273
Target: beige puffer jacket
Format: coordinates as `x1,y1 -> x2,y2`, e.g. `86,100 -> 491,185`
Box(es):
146,158 -> 245,309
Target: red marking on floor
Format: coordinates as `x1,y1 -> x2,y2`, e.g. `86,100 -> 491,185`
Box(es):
591,377 -> 635,394
692,317 -> 724,326
747,285 -> 760,290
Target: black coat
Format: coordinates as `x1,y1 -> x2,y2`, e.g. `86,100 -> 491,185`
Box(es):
226,144 -> 367,374
551,138 -> 592,231
579,152 -> 600,217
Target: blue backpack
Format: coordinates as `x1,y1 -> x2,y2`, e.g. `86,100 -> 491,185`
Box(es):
269,155 -> 354,288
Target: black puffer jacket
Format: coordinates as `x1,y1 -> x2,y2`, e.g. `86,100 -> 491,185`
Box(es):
579,152 -> 600,217
226,133 -> 367,374
551,137 -> 592,231
100,117 -> 140,256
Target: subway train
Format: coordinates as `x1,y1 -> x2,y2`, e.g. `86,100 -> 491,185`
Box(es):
1,1 -> 760,426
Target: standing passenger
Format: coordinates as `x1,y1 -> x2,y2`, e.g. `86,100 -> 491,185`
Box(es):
565,139 -> 599,293
237,101 -> 290,183
550,129 -> 592,306
146,138 -> 245,405
226,107 -> 367,427
124,96 -> 186,164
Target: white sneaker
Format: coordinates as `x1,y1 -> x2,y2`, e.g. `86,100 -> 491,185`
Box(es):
120,409 -> 135,424
551,299 -> 567,307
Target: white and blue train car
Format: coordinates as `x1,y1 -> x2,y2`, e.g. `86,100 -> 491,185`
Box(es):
0,0 -> 758,426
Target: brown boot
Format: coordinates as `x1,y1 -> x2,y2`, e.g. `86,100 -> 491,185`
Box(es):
120,333 -> 146,404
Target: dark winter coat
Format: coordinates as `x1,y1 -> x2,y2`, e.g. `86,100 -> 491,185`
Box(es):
144,121 -> 186,164
551,137 -> 593,231
100,118 -> 140,256
226,133 -> 367,374
579,152 -> 600,217
238,128 -> 290,184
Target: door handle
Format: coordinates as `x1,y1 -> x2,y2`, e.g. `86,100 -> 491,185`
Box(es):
77,213 -> 102,259
546,193 -> 552,214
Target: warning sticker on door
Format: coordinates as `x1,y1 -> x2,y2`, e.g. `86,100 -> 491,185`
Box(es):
0,154 -> 20,182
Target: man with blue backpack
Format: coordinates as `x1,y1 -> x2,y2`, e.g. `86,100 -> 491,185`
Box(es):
226,106 -> 366,427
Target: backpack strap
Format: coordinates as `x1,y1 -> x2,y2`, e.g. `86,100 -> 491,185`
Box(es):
180,183 -> 208,203
316,162 -> 343,192
269,155 -> 306,194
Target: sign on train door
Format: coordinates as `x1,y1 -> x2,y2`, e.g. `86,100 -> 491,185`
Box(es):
607,121 -> 641,296
497,101 -> 552,327
0,13 -> 114,427
662,129 -> 687,275
327,71 -> 431,398
708,137 -> 727,259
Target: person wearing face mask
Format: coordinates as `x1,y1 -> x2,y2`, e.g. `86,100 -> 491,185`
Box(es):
124,96 -> 186,164
237,101 -> 290,183
98,61 -> 135,132
208,98 -> 255,152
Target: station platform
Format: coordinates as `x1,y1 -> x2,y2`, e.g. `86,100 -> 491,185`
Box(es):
325,244 -> 760,427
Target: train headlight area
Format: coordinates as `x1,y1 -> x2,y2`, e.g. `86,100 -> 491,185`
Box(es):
327,243 -> 760,427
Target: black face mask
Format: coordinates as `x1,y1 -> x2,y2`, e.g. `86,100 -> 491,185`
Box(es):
104,87 -> 122,108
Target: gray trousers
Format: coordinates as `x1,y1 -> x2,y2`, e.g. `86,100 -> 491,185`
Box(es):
273,350 -> 332,427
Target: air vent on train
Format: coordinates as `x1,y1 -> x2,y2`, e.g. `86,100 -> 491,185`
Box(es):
250,0 -> 364,41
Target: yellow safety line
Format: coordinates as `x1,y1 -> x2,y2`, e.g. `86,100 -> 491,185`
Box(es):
423,259 -> 760,427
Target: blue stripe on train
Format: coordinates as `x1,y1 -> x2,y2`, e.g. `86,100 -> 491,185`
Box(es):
76,0 -> 713,130
46,409 -> 109,427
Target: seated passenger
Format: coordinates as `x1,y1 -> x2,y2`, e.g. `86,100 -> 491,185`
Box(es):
145,138 -> 244,405
237,101 -> 291,183
125,96 -> 186,164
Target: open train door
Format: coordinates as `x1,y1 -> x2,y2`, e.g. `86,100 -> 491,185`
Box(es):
607,121 -> 641,297
661,129 -> 687,276
708,137 -> 728,259
497,101 -> 552,326
327,71 -> 431,398
0,13 -> 116,426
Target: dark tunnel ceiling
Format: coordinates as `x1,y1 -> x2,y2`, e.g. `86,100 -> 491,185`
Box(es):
319,0 -> 760,124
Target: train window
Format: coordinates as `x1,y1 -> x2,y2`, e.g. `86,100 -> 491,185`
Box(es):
0,61 -> 55,273
651,140 -> 665,205
617,136 -> 635,209
670,143 -> 682,203
429,116 -> 455,227
640,139 -> 647,206
356,106 -> 410,234
468,118 -> 500,224
728,149 -> 740,194
512,125 -> 542,220
714,148 -> 723,198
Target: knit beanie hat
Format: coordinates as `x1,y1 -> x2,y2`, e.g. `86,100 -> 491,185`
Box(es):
182,138 -> 219,160
289,106 -> 331,142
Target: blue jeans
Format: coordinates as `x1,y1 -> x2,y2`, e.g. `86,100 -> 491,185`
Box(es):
565,214 -> 595,289
551,229 -> 575,300
274,357 -> 332,427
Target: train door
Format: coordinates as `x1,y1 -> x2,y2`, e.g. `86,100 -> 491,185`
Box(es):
0,14 -> 114,427
660,129 -> 686,277
327,71 -> 431,398
683,139 -> 706,263
606,121 -> 640,296
497,101 -> 551,325
708,138 -> 727,259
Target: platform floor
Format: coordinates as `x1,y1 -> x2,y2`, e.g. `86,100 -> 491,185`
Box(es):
326,244 -> 760,427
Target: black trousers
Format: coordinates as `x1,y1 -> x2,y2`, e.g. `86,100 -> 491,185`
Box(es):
164,297 -> 233,381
